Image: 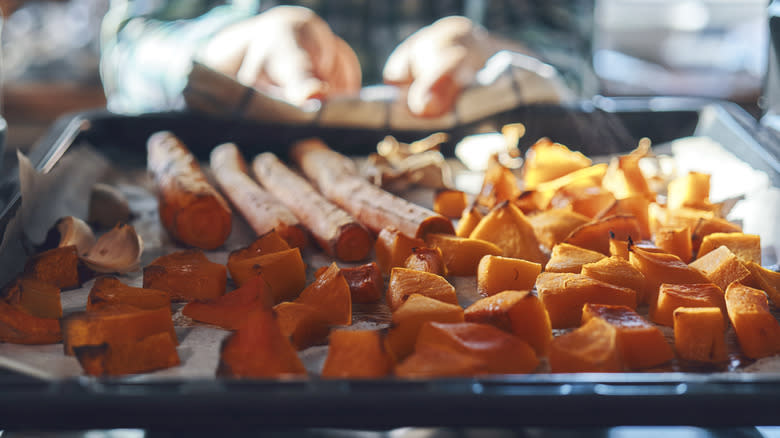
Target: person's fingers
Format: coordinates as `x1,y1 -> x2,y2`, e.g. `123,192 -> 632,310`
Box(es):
323,36 -> 362,95
406,46 -> 476,118
382,34 -> 416,86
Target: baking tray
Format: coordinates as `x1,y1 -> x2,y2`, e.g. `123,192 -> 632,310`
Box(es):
1,96 -> 780,431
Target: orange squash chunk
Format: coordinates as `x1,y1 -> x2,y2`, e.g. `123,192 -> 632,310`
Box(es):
2,277 -> 62,319
549,185 -> 616,219
321,329 -> 394,378
385,294 -> 464,361
667,171 -> 712,211
87,277 -> 170,312
609,236 -> 630,260
601,141 -> 653,201
691,217 -> 742,252
629,245 -> 709,307
477,158 -> 521,208
743,261 -> 780,308
73,331 -> 180,377
273,302 -> 330,350
415,322 -> 538,374
654,227 -> 693,263
425,233 -> 502,276
226,229 -> 291,275
582,304 -> 673,369
522,138 -> 591,190
689,245 -> 750,292
468,201 -> 547,264
144,249 -> 227,302
528,208 -> 590,251
652,283 -> 726,327
0,300 -> 61,344
464,290 -> 552,356
673,307 -> 728,363
227,247 -> 306,303
455,204 -> 483,238
23,245 -> 80,290
545,243 -> 605,274
182,275 -> 270,330
434,189 -> 468,219
395,344 -> 488,378
564,215 -> 641,255
217,307 -> 306,377
513,190 -> 545,214
597,196 -> 651,240
725,282 -> 780,359
535,272 -> 637,329
698,232 -> 761,264
549,317 -> 622,373
375,226 -> 426,275
404,246 -> 447,276
581,256 -> 649,304
63,305 -> 176,356
386,267 -> 457,311
477,255 -> 541,296
341,262 -> 384,303
296,262 -> 351,326
534,164 -> 608,209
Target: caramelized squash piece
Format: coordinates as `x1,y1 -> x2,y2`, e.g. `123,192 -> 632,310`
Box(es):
386,267 -> 457,311
226,229 -> 291,275
629,245 -> 709,307
227,247 -> 306,303
2,277 -> 62,319
689,245 -> 750,292
273,302 -> 330,350
549,184 -> 616,219
182,275 -> 270,330
477,255 -> 541,296
564,215 -> 641,256
434,189 -> 468,219
385,294 -> 464,361
296,262 -> 352,326
404,246 -> 447,276
691,217 -> 742,253
395,344 -> 487,378
513,190 -> 545,215
73,331 -> 180,376
321,329 -> 394,378
651,283 -> 726,327
725,282 -> 780,359
582,304 -> 673,369
581,256 -> 649,304
654,227 -> 693,263
23,245 -> 80,290
743,261 -> 780,308
455,204 -> 483,238
549,317 -> 622,373
468,201 -> 547,264
545,243 -> 605,274
425,233 -> 502,276
698,232 -> 761,264
87,277 -> 170,312
535,272 -> 637,329
528,208 -> 590,251
667,171 -> 712,211
600,141 -> 654,201
648,203 -> 712,237
522,138 -> 591,190
341,262 -> 384,303
415,322 -> 538,374
375,226 -> 426,275
534,164 -> 608,209
673,307 -> 728,363
477,158 -> 521,208
144,249 -> 227,302
217,307 -> 306,377
0,300 -> 61,344
597,196 -> 651,240
609,236 -> 630,260
464,290 -> 552,356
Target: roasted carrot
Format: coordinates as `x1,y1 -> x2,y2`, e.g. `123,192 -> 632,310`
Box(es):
252,152 -> 372,262
147,131 -> 232,249
290,138 -> 454,239
210,143 -> 308,249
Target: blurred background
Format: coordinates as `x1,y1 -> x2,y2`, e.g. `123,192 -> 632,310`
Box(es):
0,0 -> 770,151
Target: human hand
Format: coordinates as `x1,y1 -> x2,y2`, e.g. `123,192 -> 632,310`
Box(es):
383,16 -> 498,118
198,6 -> 361,106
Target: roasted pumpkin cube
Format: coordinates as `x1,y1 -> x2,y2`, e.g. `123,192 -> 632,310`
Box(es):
477,159 -> 521,208
321,329 -> 394,378
549,185 -> 616,219
629,245 -> 709,307
434,189 -> 469,219
581,256 -> 649,304
2,277 -> 62,319
468,201 -> 547,264
217,307 -> 306,377
673,307 -> 728,363
227,247 -> 306,303
564,215 -> 641,256
23,245 -> 80,290
464,290 -> 552,356
534,164 -> 608,209
651,283 -> 726,327
404,246 -> 447,276
87,276 -> 170,312
545,243 -> 605,274
535,272 -> 637,329
296,262 -> 351,326
689,245 -> 750,292
667,171 -> 711,211
73,331 -> 180,377
597,196 -> 651,240
273,302 -> 331,350
425,233 -> 502,276
691,217 -> 742,252
522,138 -> 591,190
0,300 -> 61,345
386,267 -> 457,311
226,229 -> 291,275
455,204 -> 483,238
395,344 -> 487,378
582,304 -> 673,369
549,317 -> 622,373
375,226 -> 426,275
144,249 -> 227,302
725,282 -> 780,359
654,227 -> 693,263
609,236 -> 630,260
698,232 -> 761,265
477,255 -> 541,296
182,275 -> 270,330
385,294 -> 464,361
743,261 -> 780,308
600,142 -> 654,201
527,208 -> 590,251
341,262 -> 384,303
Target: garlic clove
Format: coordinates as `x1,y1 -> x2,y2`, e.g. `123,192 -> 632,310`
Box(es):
80,223 -> 143,274
88,183 -> 132,230
45,216 -> 97,256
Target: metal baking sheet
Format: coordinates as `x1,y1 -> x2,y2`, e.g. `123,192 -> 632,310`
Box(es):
0,97 -> 779,430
